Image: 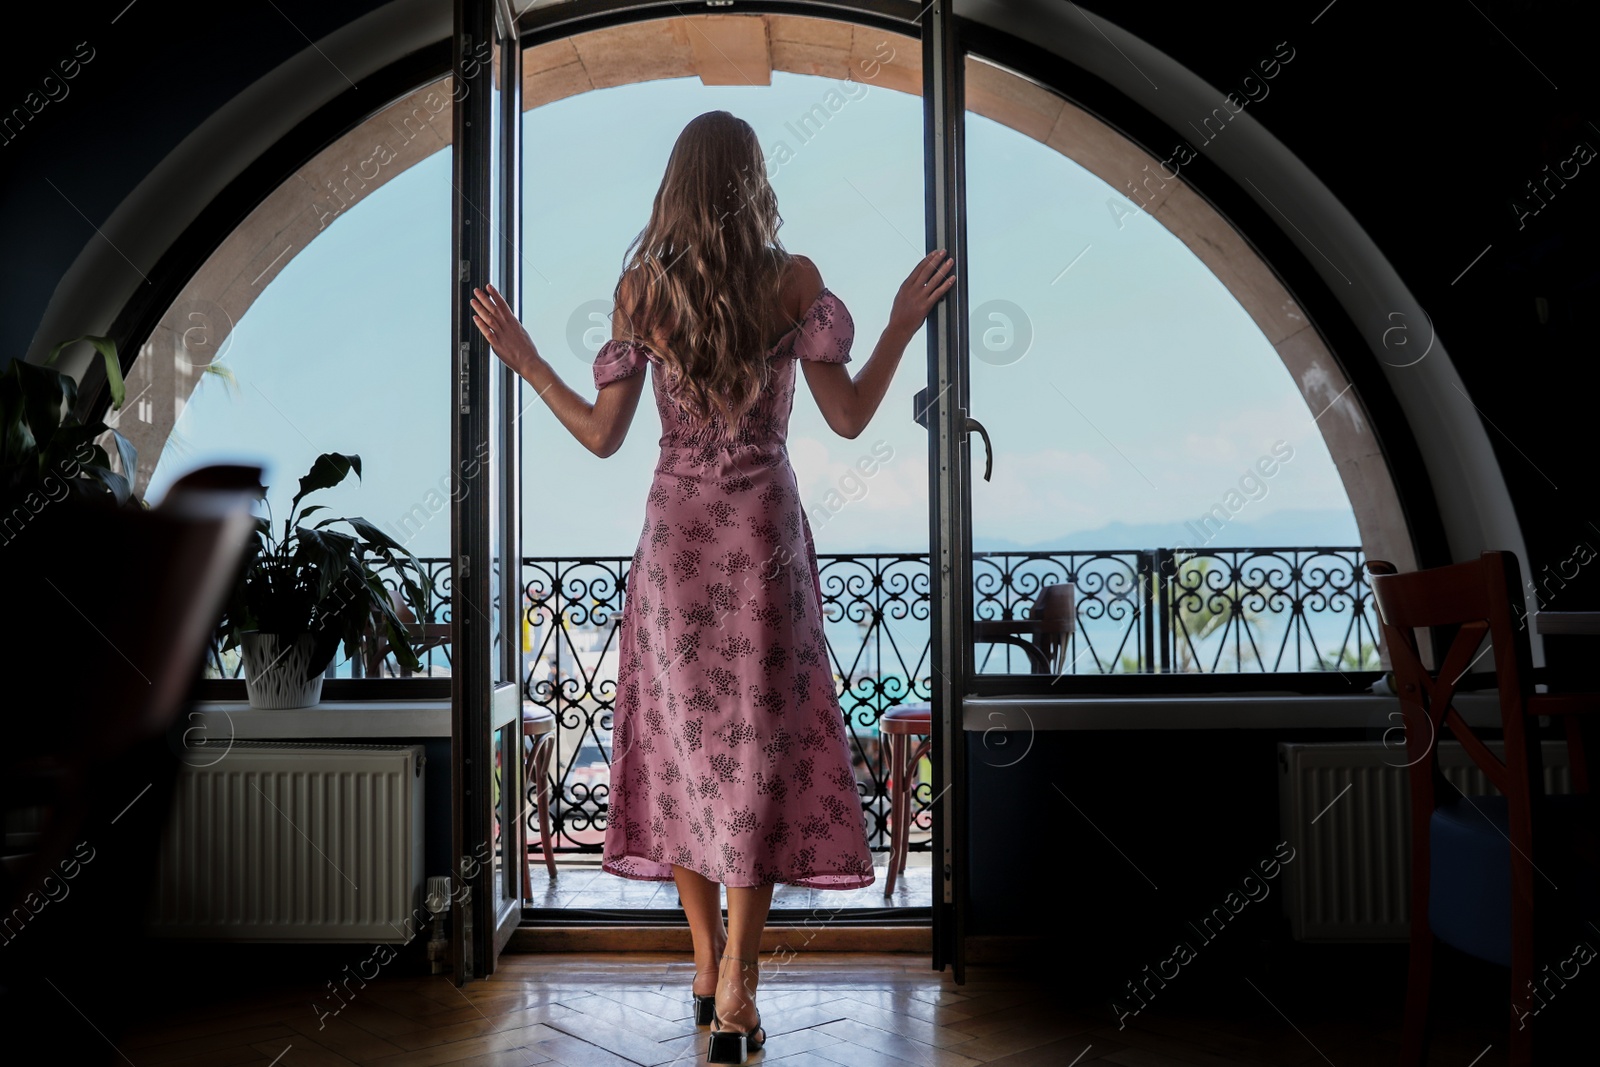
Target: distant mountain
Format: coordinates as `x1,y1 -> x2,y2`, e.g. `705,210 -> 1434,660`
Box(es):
974,508 -> 1362,553
848,508 -> 1362,554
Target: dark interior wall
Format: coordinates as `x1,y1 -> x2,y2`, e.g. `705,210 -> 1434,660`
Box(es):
0,1 -> 393,367
968,727 -> 1355,952
4,4 -> 1594,633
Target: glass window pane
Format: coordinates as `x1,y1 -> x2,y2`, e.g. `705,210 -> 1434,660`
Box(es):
962,55 -> 1375,676
128,77 -> 455,680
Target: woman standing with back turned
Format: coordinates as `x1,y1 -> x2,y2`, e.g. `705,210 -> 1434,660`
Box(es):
471,109 -> 954,1065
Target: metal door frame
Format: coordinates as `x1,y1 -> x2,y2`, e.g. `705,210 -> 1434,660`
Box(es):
449,0 -> 525,983
921,0 -> 972,982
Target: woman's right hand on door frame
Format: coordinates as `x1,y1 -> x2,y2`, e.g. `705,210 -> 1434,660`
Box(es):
471,283 -> 540,376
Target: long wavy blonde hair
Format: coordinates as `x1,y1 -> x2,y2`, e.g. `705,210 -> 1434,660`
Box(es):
613,111 -> 792,436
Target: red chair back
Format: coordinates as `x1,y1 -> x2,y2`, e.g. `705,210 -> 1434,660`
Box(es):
1365,552 -> 1540,804
1365,551 -> 1550,1065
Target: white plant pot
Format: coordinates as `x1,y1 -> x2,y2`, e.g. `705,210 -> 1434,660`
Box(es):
241,631 -> 326,709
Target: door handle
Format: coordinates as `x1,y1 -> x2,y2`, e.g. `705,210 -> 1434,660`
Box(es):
912,389 -> 992,482
964,416 -> 993,482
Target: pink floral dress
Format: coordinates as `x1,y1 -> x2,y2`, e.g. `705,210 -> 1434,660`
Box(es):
595,289 -> 875,889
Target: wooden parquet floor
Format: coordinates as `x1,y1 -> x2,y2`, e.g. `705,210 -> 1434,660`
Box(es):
105,949 -> 1540,1067
525,861 -> 934,912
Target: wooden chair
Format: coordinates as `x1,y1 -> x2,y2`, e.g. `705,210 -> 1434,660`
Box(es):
361,588 -> 450,677
520,707 -> 558,894
973,582 -> 1076,674
877,584 -> 1077,896
880,703 -> 932,897
1365,552 -> 1599,1066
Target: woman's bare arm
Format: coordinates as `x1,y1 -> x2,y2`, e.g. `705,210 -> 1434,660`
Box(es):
799,250 -> 955,440
470,282 -> 647,458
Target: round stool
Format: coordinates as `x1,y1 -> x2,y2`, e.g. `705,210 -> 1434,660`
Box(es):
521,707 -> 558,897
880,703 -> 932,897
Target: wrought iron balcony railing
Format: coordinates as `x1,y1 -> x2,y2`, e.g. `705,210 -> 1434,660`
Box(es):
515,547 -> 1376,855
207,547 -> 1378,856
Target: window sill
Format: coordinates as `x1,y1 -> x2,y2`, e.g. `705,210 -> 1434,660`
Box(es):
188,699 -> 449,739
961,692 -> 1501,731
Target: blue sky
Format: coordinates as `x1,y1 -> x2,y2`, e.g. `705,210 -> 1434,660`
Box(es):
149,70 -> 1354,560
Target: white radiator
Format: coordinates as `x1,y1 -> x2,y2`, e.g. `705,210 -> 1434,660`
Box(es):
1278,740 -> 1571,942
147,742 -> 426,942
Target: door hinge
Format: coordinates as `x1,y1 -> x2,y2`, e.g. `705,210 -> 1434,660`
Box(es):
459,554 -> 471,579
458,341 -> 471,413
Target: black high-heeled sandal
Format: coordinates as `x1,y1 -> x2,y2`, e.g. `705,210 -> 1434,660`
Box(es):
708,1010 -> 764,1064
693,991 -> 716,1027
706,955 -> 765,1065
692,958 -> 721,1025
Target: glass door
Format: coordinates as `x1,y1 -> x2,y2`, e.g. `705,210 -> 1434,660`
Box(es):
958,63 -> 1148,688
485,6 -> 526,969
921,1 -> 973,982
448,0 -> 523,983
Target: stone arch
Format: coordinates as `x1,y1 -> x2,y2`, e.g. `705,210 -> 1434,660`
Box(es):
123,12 -> 1411,575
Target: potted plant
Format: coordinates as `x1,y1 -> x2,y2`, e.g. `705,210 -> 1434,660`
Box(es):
216,452 -> 432,709
1,335 -> 140,528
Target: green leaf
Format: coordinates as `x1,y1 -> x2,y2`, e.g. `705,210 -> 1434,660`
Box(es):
82,465 -> 131,506
292,526 -> 356,602
307,626 -> 343,683
0,366 -> 36,466
290,453 -> 361,513
45,335 -> 124,410
344,519 -> 431,625
13,362 -> 67,445
2,420 -> 37,470
342,516 -> 410,556
203,362 -> 240,397
384,616 -> 425,673
37,419 -> 96,454
108,428 -> 137,482
363,569 -> 423,673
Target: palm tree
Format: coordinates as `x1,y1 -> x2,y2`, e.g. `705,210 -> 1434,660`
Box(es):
1166,557 -> 1270,673
1321,641 -> 1382,671
141,360 -> 240,468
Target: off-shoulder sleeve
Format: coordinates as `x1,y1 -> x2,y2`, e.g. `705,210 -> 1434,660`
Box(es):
593,338 -> 648,389
791,288 -> 854,364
